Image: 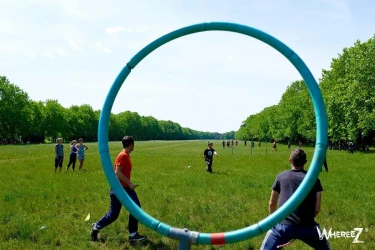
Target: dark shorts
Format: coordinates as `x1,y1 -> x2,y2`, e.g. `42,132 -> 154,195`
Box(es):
260,223 -> 331,250
55,156 -> 64,168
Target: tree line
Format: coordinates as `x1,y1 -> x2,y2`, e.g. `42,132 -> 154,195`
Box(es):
236,35 -> 375,147
0,76 -> 233,143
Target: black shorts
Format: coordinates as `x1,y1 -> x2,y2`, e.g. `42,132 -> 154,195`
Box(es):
55,156 -> 64,167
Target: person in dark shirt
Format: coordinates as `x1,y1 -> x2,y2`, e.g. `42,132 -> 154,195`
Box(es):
260,148 -> 330,250
203,142 -> 218,173
272,140 -> 277,152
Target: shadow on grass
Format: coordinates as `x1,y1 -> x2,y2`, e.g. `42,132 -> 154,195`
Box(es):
129,239 -> 173,250
93,237 -> 173,250
211,171 -> 229,176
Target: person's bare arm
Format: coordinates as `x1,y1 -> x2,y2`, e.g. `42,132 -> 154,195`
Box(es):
315,192 -> 322,217
115,166 -> 135,190
269,190 -> 279,214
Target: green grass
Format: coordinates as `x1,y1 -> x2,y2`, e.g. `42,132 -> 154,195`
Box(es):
0,141 -> 374,249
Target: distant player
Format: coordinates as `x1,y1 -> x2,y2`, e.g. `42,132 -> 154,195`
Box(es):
272,140 -> 277,152
54,138 -> 64,173
222,140 -> 225,149
203,142 -> 218,173
348,141 -> 354,154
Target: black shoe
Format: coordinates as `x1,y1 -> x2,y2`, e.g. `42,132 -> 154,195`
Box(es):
129,232 -> 147,242
90,224 -> 99,242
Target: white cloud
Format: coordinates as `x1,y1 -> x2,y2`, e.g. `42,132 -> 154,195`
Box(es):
136,26 -> 149,33
125,42 -> 143,51
316,0 -> 352,21
68,40 -> 83,51
56,0 -> 88,19
56,47 -> 66,56
0,22 -> 20,35
0,0 -> 26,8
93,42 -> 111,53
41,52 -> 54,59
0,62 -> 8,68
13,3 -> 26,8
28,52 -> 36,59
105,26 -> 134,35
105,26 -> 124,35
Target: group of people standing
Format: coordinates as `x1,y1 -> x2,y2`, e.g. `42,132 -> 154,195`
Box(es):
54,138 -> 88,173
221,139 -> 239,149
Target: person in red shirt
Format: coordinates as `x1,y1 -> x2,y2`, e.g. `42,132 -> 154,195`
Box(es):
91,136 -> 147,243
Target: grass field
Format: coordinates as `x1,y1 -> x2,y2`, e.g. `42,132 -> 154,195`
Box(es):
0,140 -> 374,249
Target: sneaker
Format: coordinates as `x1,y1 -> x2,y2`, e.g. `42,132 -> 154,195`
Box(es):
90,223 -> 99,242
129,232 -> 147,242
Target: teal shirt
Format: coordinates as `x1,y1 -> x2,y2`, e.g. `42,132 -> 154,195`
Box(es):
78,144 -> 85,156
55,144 -> 63,156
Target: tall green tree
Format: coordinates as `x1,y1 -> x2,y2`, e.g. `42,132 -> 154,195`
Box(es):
44,99 -> 67,142
0,76 -> 30,140
25,100 -> 46,143
320,36 -> 375,142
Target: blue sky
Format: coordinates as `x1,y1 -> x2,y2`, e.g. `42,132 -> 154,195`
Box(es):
1,0 -> 374,133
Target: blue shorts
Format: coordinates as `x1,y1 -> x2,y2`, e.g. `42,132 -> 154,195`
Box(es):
78,154 -> 84,161
260,223 -> 331,250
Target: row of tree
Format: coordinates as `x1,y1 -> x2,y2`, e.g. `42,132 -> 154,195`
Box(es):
236,35 -> 375,146
0,76 -> 234,143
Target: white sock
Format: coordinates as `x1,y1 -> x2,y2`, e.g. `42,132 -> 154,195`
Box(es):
130,232 -> 136,237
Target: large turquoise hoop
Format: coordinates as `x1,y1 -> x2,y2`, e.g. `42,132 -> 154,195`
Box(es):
98,22 -> 328,246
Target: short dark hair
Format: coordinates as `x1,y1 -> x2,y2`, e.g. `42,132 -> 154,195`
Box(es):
122,136 -> 134,148
290,148 -> 307,167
